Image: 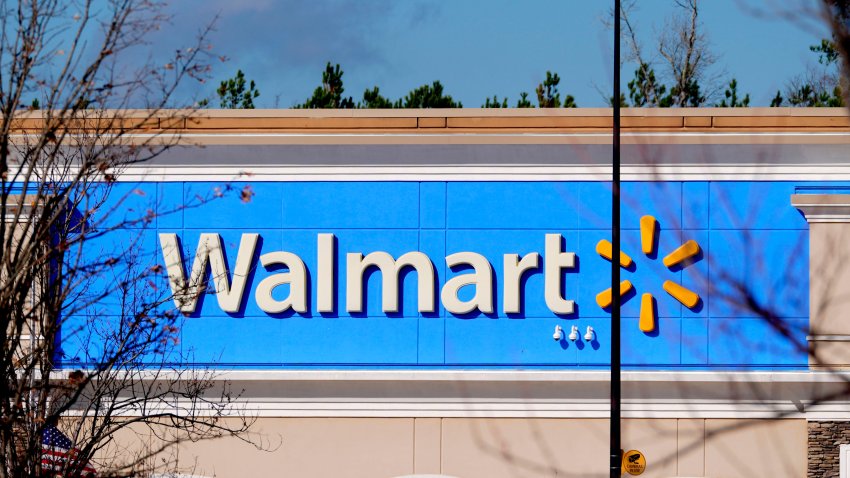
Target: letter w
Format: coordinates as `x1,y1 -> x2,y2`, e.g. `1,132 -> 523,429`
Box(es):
159,233 -> 258,313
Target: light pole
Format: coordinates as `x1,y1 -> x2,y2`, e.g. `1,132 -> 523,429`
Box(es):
610,1 -> 622,477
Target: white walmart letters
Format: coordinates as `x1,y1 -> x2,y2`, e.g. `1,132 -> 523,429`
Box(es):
159,232 -> 577,316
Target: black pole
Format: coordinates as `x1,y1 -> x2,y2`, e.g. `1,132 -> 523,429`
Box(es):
610,1 -> 622,477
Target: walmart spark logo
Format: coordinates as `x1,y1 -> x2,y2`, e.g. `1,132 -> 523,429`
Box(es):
594,215 -> 701,333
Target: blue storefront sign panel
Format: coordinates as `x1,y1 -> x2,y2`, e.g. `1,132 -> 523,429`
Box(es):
60,180 -> 813,370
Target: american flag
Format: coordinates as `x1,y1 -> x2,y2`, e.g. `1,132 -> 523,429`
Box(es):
41,424 -> 97,477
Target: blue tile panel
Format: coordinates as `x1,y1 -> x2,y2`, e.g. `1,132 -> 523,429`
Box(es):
59,181 -> 816,370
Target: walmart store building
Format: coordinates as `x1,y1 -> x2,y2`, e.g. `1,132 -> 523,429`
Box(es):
68,109 -> 850,477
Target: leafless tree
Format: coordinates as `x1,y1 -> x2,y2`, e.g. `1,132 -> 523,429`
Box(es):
0,1 -> 262,477
615,0 -> 719,106
657,0 -> 716,105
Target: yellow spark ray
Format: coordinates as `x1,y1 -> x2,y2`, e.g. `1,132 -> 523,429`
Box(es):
663,280 -> 700,308
596,280 -> 633,308
640,215 -> 657,255
596,239 -> 633,268
639,293 -> 656,332
662,239 -> 700,268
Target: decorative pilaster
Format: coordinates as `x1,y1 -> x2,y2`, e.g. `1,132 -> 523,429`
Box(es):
792,194 -> 850,368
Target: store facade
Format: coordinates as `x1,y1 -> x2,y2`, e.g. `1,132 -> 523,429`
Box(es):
65,109 -> 850,477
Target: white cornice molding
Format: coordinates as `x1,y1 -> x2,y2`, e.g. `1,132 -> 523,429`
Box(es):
11,136 -> 850,181
792,194 -> 850,223
116,165 -> 850,182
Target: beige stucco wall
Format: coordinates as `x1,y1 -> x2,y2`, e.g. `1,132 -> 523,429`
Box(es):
134,417 -> 806,478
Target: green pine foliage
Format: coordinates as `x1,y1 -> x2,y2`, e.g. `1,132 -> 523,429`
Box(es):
360,86 -> 394,108
770,91 -> 784,107
623,63 -> 710,107
215,69 -> 260,109
533,71 -> 577,108
716,79 -> 750,107
395,81 -> 462,108
812,39 -> 840,65
293,63 -> 462,108
670,79 -> 706,107
297,62 -> 355,109
516,92 -> 533,108
536,71 -> 561,107
483,95 -> 508,108
627,63 -> 666,107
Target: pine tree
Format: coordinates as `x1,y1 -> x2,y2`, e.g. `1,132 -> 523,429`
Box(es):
483,95 -> 508,108
627,63 -> 667,107
716,79 -> 750,107
516,92 -> 533,108
669,79 -> 706,107
297,62 -> 355,109
215,70 -> 260,109
360,86 -> 394,108
395,81 -> 461,108
533,72 -> 577,108
536,71 -> 562,107
812,39 -> 840,65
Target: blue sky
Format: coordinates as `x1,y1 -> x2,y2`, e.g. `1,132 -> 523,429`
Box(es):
160,0 -> 829,107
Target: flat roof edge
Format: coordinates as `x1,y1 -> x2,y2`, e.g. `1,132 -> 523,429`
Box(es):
5,108 -> 850,133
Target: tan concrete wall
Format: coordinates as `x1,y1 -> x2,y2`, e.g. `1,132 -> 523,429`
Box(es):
440,418 -> 609,477
90,421 -> 158,474
176,418 -> 414,478
127,417 -> 806,478
704,419 -> 807,478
